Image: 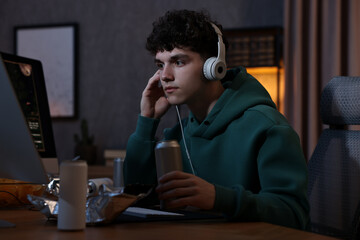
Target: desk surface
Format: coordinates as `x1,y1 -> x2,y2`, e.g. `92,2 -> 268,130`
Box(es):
0,209 -> 337,240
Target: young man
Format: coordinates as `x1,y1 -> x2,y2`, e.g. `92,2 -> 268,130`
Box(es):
124,9 -> 309,230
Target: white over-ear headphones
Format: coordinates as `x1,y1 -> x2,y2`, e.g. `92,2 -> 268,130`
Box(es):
203,23 -> 227,81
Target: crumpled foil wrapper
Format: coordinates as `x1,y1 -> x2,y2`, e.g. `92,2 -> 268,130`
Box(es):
85,186 -> 143,225
46,178 -> 61,197
27,195 -> 58,220
27,181 -> 152,225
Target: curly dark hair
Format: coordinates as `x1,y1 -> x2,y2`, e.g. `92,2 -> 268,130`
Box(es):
146,9 -> 228,60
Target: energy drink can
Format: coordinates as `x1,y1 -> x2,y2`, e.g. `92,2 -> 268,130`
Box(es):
58,160 -> 88,230
155,140 -> 183,210
155,140 -> 183,179
113,158 -> 124,188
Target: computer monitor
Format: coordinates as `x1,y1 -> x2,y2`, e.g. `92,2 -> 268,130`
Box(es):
0,52 -> 60,228
0,52 -> 58,182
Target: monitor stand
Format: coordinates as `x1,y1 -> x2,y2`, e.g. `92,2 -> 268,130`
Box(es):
0,219 -> 16,228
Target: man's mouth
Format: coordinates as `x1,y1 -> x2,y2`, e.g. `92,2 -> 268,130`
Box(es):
165,86 -> 178,93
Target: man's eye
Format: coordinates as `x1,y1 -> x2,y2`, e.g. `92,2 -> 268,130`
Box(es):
156,63 -> 164,69
176,60 -> 184,66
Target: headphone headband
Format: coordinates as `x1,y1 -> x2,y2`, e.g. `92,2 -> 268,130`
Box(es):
210,23 -> 226,67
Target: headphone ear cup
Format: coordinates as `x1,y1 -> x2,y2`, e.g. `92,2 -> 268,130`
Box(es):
213,60 -> 226,80
203,57 -> 226,81
203,57 -> 217,81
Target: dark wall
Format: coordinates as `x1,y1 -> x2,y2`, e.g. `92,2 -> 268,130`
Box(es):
0,0 -> 284,164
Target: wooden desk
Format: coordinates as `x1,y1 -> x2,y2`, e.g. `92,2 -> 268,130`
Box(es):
0,209 -> 337,240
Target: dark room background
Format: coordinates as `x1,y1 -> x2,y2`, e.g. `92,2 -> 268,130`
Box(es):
0,0 -> 284,164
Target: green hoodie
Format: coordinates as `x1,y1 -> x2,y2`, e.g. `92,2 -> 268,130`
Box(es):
124,66 -> 309,230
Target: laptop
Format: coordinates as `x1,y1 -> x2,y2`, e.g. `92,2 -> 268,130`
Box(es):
0,52 -> 58,184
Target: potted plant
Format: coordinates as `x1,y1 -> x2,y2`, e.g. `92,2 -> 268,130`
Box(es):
74,119 -> 97,165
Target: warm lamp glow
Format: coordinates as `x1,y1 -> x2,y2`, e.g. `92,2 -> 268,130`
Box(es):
246,66 -> 284,113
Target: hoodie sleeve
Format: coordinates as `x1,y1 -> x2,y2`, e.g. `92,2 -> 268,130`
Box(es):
213,125 -> 310,230
123,115 -> 159,185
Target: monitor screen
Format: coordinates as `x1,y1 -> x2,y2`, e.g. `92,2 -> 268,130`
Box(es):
0,52 -> 56,159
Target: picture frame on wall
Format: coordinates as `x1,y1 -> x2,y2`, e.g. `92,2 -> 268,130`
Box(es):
15,23 -> 78,119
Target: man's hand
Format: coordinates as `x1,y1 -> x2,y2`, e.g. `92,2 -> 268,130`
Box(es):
155,171 -> 216,210
140,70 -> 171,119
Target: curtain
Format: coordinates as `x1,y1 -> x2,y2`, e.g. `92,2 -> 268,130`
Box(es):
284,0 -> 360,160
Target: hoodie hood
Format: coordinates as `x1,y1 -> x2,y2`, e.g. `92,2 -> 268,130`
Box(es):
186,66 -> 276,139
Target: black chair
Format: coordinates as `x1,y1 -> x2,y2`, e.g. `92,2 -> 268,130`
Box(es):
307,76 -> 360,239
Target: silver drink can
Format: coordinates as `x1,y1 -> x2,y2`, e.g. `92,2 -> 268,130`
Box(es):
113,158 -> 125,188
58,160 -> 88,230
155,140 -> 183,179
155,140 -> 183,210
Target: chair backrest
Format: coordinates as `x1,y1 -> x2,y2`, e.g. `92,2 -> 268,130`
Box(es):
308,76 -> 360,239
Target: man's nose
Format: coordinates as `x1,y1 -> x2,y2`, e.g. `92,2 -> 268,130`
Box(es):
161,65 -> 174,82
